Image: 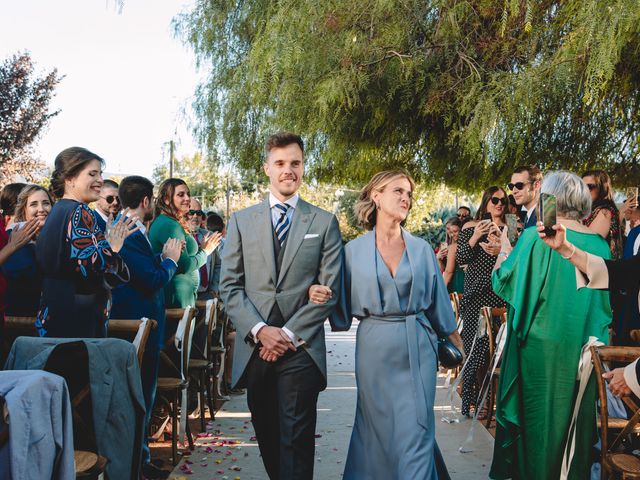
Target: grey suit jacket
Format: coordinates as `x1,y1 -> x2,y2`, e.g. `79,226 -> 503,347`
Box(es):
220,197 -> 343,388
4,337 -> 145,480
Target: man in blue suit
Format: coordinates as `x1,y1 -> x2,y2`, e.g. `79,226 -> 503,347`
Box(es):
94,179 -> 121,233
110,175 -> 182,479
508,165 -> 542,228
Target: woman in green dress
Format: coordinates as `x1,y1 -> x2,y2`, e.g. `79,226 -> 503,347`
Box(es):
489,171 -> 612,480
148,178 -> 220,308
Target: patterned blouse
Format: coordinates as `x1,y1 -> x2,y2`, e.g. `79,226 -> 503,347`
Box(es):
584,200 -> 622,259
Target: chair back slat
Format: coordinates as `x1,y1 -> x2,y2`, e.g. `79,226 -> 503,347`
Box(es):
108,319 -> 157,368
173,307 -> 197,380
591,345 -> 640,469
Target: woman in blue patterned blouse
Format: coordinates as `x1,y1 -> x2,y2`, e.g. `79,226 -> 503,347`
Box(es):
35,147 -> 138,338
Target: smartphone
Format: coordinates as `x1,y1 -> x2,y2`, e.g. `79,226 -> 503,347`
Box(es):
505,213 -> 519,246
627,187 -> 638,206
538,193 -> 557,236
481,213 -> 492,221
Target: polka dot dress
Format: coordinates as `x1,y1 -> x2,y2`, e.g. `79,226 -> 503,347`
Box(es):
455,226 -> 506,416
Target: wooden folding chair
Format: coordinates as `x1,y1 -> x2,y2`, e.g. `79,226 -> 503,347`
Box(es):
211,301 -> 230,401
189,298 -> 218,431
107,318 -> 157,369
482,306 -> 507,428
591,345 -> 640,479
157,307 -> 197,465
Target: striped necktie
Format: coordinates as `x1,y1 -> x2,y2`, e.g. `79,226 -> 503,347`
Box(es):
274,203 -> 290,246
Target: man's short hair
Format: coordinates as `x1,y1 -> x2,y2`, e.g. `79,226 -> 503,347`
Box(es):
102,179 -> 119,190
119,176 -> 154,209
206,212 -> 225,233
458,206 -> 471,213
265,131 -> 304,158
513,165 -> 543,183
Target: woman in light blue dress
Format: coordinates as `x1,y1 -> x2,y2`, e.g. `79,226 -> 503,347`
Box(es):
309,170 -> 463,479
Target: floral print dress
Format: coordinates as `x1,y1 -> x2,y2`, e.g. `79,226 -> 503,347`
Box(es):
35,199 -> 129,338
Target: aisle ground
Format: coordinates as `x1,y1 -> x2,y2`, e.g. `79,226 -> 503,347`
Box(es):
169,321 -> 493,479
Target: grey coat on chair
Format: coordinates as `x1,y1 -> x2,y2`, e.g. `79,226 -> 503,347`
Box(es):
4,337 -> 146,480
220,196 -> 345,388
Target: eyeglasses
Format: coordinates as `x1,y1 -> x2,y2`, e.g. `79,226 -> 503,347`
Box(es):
507,181 -> 532,191
188,209 -> 204,216
489,197 -> 508,206
101,195 -> 120,204
586,183 -> 598,191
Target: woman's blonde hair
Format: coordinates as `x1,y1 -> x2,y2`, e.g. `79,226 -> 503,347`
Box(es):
354,169 -> 415,230
14,185 -> 54,222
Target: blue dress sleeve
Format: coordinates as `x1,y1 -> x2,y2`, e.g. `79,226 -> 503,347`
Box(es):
66,204 -> 129,287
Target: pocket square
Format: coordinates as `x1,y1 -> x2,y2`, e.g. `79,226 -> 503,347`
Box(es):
304,234 -> 319,239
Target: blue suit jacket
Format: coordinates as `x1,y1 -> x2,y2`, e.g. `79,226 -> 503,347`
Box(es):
524,208 -> 538,229
110,230 -> 177,348
624,225 -> 640,259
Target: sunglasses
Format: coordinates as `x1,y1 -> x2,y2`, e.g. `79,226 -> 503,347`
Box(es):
188,209 -> 204,216
586,183 -> 598,191
507,181 -> 532,191
101,195 -> 120,204
489,196 -> 507,206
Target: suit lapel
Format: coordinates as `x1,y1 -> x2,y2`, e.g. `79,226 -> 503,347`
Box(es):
253,198 -> 278,286
277,199 -> 314,286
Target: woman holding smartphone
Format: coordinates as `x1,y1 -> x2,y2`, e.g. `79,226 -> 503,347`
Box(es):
436,217 -> 465,293
489,171 -> 611,480
456,186 -> 507,418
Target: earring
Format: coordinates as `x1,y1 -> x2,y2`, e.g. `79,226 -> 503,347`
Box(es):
375,203 -> 380,210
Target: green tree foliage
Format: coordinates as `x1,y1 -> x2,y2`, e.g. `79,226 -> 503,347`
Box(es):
174,0 -> 640,188
0,52 -> 61,186
152,152 -> 222,207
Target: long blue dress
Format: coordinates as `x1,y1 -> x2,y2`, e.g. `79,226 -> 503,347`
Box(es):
340,228 -> 457,480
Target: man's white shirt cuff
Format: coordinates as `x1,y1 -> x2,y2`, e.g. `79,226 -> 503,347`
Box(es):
251,322 -> 268,343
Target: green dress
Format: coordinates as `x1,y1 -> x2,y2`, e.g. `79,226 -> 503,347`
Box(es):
447,265 -> 465,294
148,214 -> 207,308
489,228 -> 612,480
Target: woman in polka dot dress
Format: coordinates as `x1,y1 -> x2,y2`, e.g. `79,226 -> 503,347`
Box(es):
456,186 -> 508,417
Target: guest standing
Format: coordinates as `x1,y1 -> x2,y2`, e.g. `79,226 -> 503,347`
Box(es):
147,179 -> 220,308
436,217 -> 465,293
490,171 -> 612,480
93,179 -> 121,232
310,170 -> 462,479
456,186 -> 508,417
2,185 -> 53,316
35,147 -> 136,338
582,169 -> 622,259
0,183 -> 26,229
109,175 -> 182,480
508,165 -> 542,228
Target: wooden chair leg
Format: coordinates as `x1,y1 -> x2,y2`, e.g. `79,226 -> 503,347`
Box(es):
171,390 -> 178,466
185,406 -> 195,451
198,369 -> 206,432
485,377 -> 496,428
204,366 -> 216,422
216,351 -> 229,399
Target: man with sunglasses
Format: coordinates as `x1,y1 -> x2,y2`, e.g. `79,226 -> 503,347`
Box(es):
508,165 -> 542,229
94,179 -> 121,232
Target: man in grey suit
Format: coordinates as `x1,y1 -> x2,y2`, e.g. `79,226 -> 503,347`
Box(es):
220,131 -> 343,480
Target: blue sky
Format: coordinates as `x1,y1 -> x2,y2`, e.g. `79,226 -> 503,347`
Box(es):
0,0 -> 200,178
